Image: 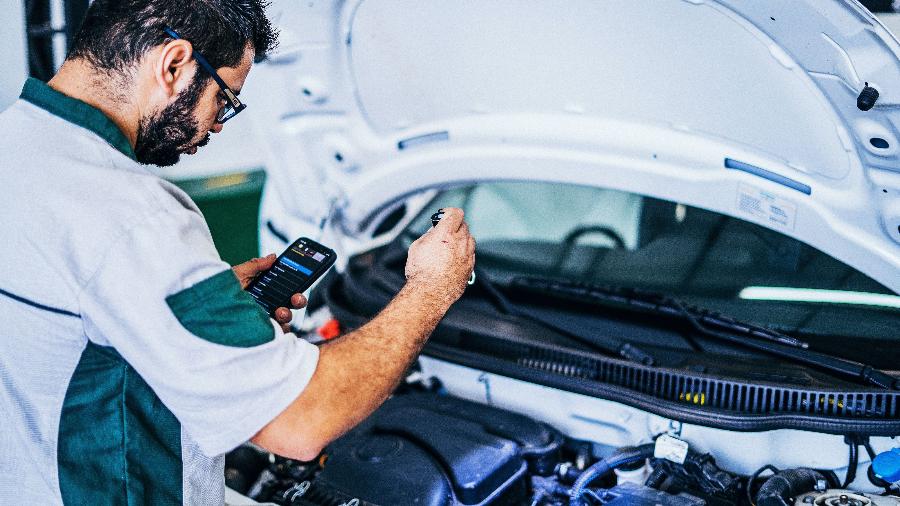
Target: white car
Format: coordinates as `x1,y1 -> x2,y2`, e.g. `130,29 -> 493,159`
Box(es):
230,1 -> 900,504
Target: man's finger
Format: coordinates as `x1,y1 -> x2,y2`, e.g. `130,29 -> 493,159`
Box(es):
239,254 -> 275,277
257,253 -> 277,269
274,307 -> 292,324
434,207 -> 464,233
291,293 -> 308,309
458,222 -> 471,239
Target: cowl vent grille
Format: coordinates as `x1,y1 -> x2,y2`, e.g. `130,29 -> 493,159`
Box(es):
424,332 -> 900,427
512,347 -> 898,418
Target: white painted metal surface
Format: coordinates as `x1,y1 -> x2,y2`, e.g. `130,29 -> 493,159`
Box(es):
248,0 -> 900,293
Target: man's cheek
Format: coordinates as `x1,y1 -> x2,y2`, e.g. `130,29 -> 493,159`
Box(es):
194,104 -> 217,132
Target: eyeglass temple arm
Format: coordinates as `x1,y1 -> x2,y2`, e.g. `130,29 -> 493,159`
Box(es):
162,27 -> 236,101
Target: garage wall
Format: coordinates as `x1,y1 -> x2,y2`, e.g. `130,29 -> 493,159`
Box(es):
0,0 -> 28,111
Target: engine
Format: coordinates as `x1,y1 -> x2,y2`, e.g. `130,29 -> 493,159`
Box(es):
226,389 -> 900,506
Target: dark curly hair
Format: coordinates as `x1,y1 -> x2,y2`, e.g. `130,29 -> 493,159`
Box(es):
68,0 -> 278,73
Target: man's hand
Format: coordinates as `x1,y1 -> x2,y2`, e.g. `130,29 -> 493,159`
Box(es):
405,207 -> 476,307
252,209 -> 476,460
233,254 -> 308,332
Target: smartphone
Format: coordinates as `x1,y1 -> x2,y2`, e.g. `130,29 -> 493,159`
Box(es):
246,237 -> 337,317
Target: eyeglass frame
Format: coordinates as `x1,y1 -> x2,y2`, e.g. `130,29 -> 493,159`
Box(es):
163,27 -> 246,124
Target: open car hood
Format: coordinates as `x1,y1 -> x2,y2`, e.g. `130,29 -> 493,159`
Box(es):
246,0 -> 900,293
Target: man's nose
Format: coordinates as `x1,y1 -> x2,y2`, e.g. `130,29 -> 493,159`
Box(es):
210,122 -> 224,134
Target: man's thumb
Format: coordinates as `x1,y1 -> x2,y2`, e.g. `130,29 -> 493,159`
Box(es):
256,253 -> 277,268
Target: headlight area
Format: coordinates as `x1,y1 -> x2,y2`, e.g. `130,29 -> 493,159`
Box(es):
225,373 -> 900,505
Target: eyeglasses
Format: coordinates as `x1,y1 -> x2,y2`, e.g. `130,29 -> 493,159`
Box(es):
163,27 -> 246,124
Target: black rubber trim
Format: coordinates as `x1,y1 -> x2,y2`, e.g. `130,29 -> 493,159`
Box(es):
397,131 -> 449,150
0,286 -> 80,318
422,343 -> 900,436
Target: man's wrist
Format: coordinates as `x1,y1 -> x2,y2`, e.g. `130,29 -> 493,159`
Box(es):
401,277 -> 458,313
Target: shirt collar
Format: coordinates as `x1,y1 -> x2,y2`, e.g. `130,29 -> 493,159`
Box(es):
19,78 -> 136,161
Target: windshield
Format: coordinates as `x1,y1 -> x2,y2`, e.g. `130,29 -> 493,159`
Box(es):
403,181 -> 899,342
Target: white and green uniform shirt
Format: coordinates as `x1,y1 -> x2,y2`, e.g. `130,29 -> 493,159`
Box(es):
0,79 -> 320,505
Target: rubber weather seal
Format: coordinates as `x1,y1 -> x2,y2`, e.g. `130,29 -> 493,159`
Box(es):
725,158 -> 812,195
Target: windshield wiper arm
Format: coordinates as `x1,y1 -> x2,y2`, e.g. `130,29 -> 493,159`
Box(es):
514,276 -> 809,349
510,276 -> 900,390
471,268 -> 657,366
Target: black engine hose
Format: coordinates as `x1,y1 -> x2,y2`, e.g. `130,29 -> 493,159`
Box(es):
756,468 -> 826,506
569,443 -> 656,505
843,438 -> 859,488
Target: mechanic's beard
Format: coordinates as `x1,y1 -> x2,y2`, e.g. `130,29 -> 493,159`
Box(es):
195,132 -> 211,148
134,78 -> 206,167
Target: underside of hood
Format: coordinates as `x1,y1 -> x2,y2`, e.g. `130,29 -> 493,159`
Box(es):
248,0 -> 900,292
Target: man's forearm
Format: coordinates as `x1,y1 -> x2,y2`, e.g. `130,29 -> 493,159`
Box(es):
302,280 -> 453,438
251,280 -> 453,459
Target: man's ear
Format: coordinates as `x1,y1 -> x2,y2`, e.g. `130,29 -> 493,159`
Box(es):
154,39 -> 195,98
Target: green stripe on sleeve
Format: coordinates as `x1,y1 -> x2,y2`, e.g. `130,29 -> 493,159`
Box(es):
165,269 -> 274,348
59,343 -> 182,505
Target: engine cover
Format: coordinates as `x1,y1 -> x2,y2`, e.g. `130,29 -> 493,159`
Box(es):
601,483 -> 706,506
298,393 -> 563,505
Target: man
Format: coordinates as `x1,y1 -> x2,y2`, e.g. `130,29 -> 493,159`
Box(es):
0,1 -> 475,504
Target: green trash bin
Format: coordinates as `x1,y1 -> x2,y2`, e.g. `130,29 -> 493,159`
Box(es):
170,169 -> 266,266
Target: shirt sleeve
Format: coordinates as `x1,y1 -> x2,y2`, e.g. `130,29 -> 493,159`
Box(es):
77,206 -> 319,457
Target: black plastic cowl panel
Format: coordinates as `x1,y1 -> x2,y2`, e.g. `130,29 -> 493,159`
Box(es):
324,271 -> 900,436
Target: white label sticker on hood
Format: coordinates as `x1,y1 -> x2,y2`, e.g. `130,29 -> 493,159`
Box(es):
737,184 -> 797,231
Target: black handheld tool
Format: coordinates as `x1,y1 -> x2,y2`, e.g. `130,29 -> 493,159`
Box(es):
430,209 -> 445,227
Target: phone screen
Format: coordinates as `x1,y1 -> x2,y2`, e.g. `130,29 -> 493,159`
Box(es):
247,238 -> 336,316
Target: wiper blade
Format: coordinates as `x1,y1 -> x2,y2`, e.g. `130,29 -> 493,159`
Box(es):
510,276 -> 900,390
512,277 -> 809,349
470,269 -> 657,366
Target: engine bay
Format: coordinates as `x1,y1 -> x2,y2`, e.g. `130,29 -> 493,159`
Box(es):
226,381 -> 900,506
224,234 -> 900,506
